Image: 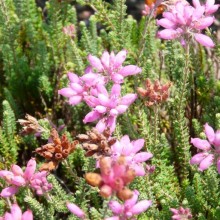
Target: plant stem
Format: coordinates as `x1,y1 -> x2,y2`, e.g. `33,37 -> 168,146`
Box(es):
63,160 -> 80,184
178,43 -> 190,116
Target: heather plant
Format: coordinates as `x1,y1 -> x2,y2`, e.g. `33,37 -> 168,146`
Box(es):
0,0 -> 220,219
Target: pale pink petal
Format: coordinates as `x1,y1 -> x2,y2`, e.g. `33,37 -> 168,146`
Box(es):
190,138 -> 211,150
194,33 -> 214,48
114,50 -> 127,68
11,165 -> 24,176
58,88 -> 76,97
83,111 -> 101,123
88,54 -> 103,72
133,152 -> 153,163
170,208 -> 179,215
120,94 -> 137,106
172,215 -> 181,220
10,204 -> 22,219
111,73 -> 124,84
131,164 -> 146,176
105,217 -> 120,220
84,96 -> 99,107
162,12 -> 176,23
98,94 -> 110,107
214,130 -> 220,147
0,186 -> 19,197
124,190 -> 139,208
205,5 -> 219,15
157,18 -> 176,29
115,105 -> 128,114
96,119 -> 106,133
11,176 -> 26,186
130,200 -> 152,215
192,0 -> 201,7
157,29 -> 179,40
195,17 -> 214,29
22,210 -> 33,220
101,51 -> 110,69
70,83 -> 84,93
193,6 -> 205,19
68,72 -> 79,83
107,116 -> 117,133
199,154 -> 214,171
118,65 -> 142,76
96,84 -> 108,96
4,213 -> 13,220
24,158 -> 36,181
190,152 -> 208,165
110,109 -> 118,116
69,96 -> 83,105
95,105 -> 107,113
67,203 -> 85,219
120,135 -> 131,150
81,73 -> 97,86
0,170 -> 13,179
204,123 -> 215,143
131,139 -> 145,153
111,84 -> 121,97
111,141 -> 123,155
108,201 -> 123,214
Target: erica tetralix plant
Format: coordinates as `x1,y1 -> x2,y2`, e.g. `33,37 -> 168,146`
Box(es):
85,156 -> 136,201
0,203 -> 33,220
157,0 -> 218,47
190,123 -> 220,173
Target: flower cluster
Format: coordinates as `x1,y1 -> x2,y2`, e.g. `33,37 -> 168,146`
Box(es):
83,84 -> 137,133
87,50 -> 141,84
0,158 -> 52,197
157,0 -> 218,47
85,156 -> 137,201
190,123 -> 220,173
0,204 -> 33,220
137,78 -> 171,106
62,24 -> 75,38
105,190 -> 152,220
170,206 -> 192,220
111,135 -> 153,176
58,50 -> 140,133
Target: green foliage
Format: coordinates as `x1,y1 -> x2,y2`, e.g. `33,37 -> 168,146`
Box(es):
0,100 -> 18,165
0,0 -> 220,219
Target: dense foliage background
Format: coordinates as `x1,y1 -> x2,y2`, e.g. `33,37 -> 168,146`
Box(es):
0,0 -> 220,219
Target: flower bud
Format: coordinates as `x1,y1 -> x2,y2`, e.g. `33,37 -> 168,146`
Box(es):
85,173 -> 102,187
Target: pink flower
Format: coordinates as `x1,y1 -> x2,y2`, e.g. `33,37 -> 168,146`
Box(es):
0,158 -> 52,197
192,0 -> 219,16
157,1 -> 216,47
83,84 -> 137,133
0,203 -> 33,220
29,171 -> 52,195
170,206 -> 192,220
58,71 -> 105,106
86,157 -> 137,200
67,202 -> 85,219
190,123 -> 220,173
88,50 -> 142,84
62,24 -> 75,37
111,135 -> 153,176
106,190 -> 152,220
